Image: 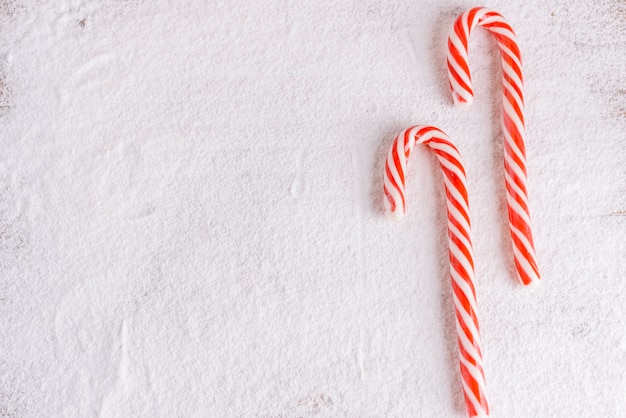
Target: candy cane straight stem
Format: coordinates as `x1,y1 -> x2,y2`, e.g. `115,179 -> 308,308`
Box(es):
447,7 -> 541,286
384,125 -> 489,418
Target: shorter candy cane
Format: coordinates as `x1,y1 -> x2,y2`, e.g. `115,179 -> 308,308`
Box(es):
447,7 -> 540,286
384,125 -> 489,418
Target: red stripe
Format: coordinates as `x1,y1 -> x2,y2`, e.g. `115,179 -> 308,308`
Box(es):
447,59 -> 473,97
484,20 -> 514,33
466,7 -> 482,32
434,148 -> 467,182
502,129 -> 528,181
503,86 -> 524,125
446,186 -> 471,226
511,234 -> 540,280
505,181 -> 530,217
391,138 -> 405,184
499,49 -> 524,86
459,358 -> 485,410
479,10 -> 501,24
514,258 -> 533,285
441,167 -> 470,208
448,229 -> 475,271
453,14 -> 468,46
509,210 -> 536,251
502,119 -> 526,160
448,210 -> 472,244
457,335 -> 484,376
414,125 -> 438,143
502,70 -> 524,105
459,362 -> 489,416
432,142 -> 466,176
382,184 -> 396,213
449,253 -> 477,304
450,271 -> 480,332
384,160 -> 404,211
448,36 -> 470,76
454,307 -> 479,358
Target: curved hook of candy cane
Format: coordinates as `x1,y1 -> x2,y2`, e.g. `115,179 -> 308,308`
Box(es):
384,125 -> 489,418
384,126 -> 469,223
446,7 -> 524,108
446,7 -> 541,287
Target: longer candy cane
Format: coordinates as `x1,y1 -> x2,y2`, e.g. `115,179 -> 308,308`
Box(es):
384,125 -> 489,418
447,7 -> 540,286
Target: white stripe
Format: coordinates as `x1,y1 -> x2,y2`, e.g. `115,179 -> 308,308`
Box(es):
470,8 -> 490,30
501,140 -> 527,184
510,223 -> 538,262
489,26 -> 517,43
501,129 -> 528,179
450,264 -> 479,316
461,379 -> 488,418
395,133 -> 408,178
413,126 -> 438,145
428,139 -> 462,163
452,299 -> 483,365
447,37 -> 473,87
386,146 -> 405,195
431,151 -> 467,184
501,90 -> 525,131
447,219 -> 473,257
502,127 -> 527,169
504,170 -> 529,207
442,175 -> 470,215
510,236 -> 540,283
461,10 -> 473,35
478,13 -> 505,25
405,127 -> 421,154
448,73 -> 474,104
383,176 -> 404,216
498,42 -> 523,74
502,149 -> 527,189
503,77 -> 525,113
459,352 -> 487,391
436,154 -> 468,189
505,190 -> 532,227
502,158 -> 528,204
500,59 -> 524,94
445,198 -> 472,236
449,238 -> 477,287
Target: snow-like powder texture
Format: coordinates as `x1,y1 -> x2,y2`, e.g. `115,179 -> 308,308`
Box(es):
1,1 -> 625,417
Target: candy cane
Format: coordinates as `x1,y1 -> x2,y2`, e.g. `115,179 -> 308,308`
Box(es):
446,7 -> 540,286
384,125 -> 489,418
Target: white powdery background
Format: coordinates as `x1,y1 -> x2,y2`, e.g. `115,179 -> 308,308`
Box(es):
0,0 -> 625,417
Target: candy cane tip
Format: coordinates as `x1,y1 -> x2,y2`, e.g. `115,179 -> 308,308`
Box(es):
386,209 -> 405,222
470,413 -> 489,418
522,278 -> 542,289
454,96 -> 473,108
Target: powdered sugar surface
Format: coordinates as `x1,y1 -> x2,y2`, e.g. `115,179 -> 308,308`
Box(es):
0,1 -> 625,417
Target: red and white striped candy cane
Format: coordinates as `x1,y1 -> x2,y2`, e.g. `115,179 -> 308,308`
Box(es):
446,7 -> 540,286
384,125 -> 489,418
